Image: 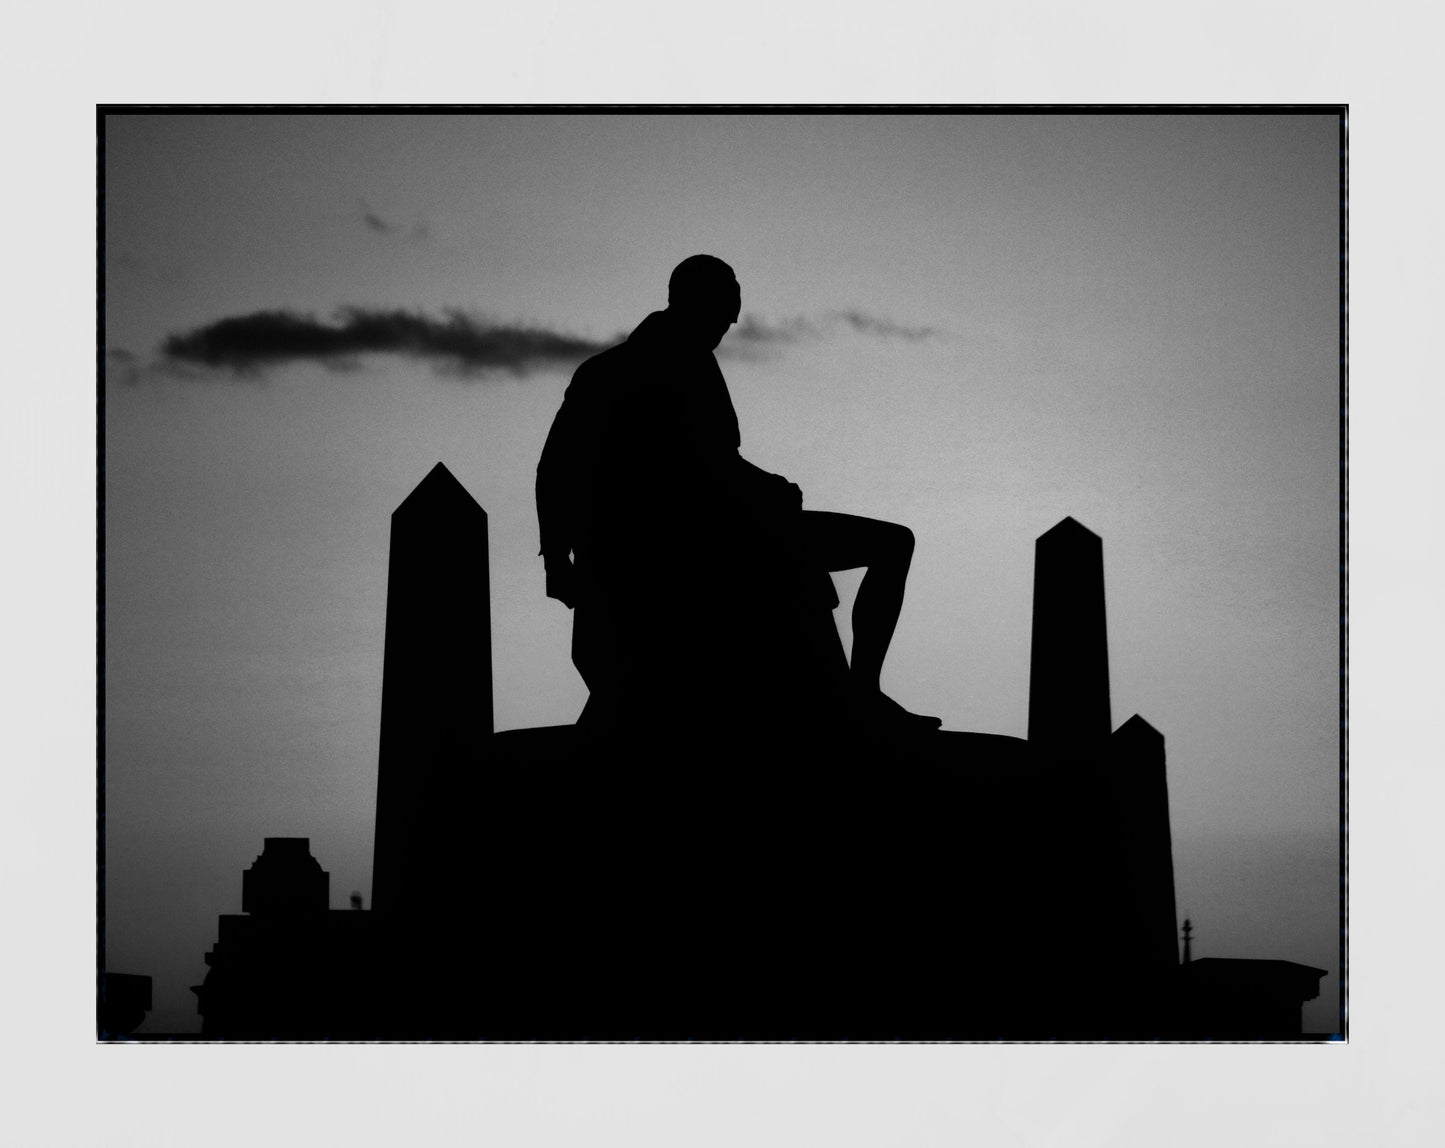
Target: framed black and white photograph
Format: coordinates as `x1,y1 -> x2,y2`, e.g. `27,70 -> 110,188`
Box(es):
98,109 -> 1343,1043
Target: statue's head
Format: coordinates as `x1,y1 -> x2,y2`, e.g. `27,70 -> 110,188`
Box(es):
667,254 -> 741,350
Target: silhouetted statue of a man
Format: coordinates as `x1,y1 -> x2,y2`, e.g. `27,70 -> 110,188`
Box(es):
537,254 -> 940,737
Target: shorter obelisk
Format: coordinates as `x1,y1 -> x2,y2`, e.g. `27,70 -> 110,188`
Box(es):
1109,715 -> 1180,972
1027,516 -> 1112,748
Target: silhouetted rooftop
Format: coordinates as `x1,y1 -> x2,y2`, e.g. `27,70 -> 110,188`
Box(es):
1183,957 -> 1328,1000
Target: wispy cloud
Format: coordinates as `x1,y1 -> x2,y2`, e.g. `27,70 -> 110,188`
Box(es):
360,201 -> 430,242
361,205 -> 395,234
730,314 -> 820,346
722,309 -> 939,358
105,347 -> 143,386
161,309 -> 613,378
833,309 -> 937,341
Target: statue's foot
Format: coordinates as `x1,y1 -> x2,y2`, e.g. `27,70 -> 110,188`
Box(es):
857,688 -> 943,735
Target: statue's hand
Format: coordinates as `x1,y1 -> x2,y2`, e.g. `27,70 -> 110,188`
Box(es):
544,555 -> 578,609
769,473 -> 803,513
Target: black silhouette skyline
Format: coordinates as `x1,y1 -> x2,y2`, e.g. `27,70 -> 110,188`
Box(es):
100,112 -> 1343,1037
182,465 -> 1323,1039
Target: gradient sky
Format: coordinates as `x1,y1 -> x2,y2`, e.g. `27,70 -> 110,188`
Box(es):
102,112 -> 1341,1033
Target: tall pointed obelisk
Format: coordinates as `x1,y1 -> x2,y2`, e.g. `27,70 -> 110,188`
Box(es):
370,463 -> 492,915
1027,517 -> 1112,747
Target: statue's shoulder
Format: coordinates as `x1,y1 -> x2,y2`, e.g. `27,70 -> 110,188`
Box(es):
581,337 -> 633,372
567,337 -> 638,398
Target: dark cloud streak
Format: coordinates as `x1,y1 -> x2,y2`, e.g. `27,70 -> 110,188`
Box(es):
162,309 -> 613,378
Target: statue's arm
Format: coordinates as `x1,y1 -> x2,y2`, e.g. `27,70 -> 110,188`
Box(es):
536,372 -> 590,607
536,402 -> 574,560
